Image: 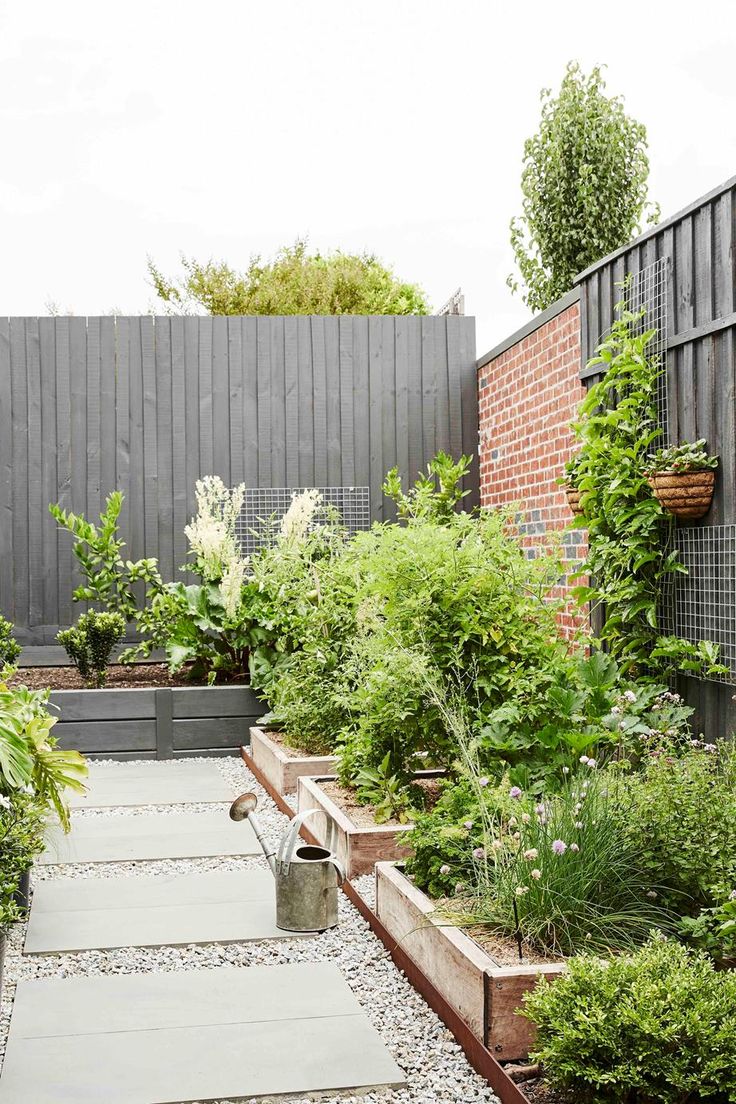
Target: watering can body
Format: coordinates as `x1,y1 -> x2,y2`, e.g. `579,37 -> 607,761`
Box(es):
229,795 -> 344,933
274,813 -> 344,932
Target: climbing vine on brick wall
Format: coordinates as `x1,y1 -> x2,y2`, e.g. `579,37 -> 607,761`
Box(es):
568,306 -> 722,680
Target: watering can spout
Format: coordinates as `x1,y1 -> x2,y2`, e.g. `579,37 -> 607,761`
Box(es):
229,792 -> 276,873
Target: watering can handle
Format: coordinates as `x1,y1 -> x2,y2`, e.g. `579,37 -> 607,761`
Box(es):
277,809 -> 319,873
330,857 -> 346,886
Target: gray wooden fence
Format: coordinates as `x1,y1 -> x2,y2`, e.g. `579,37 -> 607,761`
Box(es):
576,174 -> 736,737
0,314 -> 478,644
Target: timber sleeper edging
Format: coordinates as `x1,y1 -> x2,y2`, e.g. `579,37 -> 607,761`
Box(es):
49,685 -> 263,759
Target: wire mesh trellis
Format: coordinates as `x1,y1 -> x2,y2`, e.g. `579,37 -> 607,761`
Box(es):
625,258 -> 669,444
660,524 -> 736,684
234,486 -> 371,556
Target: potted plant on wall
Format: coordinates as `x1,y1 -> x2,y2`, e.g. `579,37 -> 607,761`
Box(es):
646,440 -> 718,520
560,452 -> 584,516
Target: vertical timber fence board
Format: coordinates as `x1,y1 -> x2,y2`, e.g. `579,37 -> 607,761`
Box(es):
577,175 -> 736,738
1,315 -> 477,643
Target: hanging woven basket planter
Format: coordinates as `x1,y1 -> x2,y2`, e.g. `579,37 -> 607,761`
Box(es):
647,469 -> 715,520
564,485 -> 583,517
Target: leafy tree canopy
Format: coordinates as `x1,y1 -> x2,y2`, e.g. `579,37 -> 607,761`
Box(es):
148,239 -> 430,316
508,62 -> 659,313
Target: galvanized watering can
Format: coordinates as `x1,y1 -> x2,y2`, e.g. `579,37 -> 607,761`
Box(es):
229,793 -> 345,932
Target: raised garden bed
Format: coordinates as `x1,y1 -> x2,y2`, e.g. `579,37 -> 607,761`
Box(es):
375,862 -> 565,1062
297,775 -> 417,879
247,726 -> 338,796
47,685 -> 262,760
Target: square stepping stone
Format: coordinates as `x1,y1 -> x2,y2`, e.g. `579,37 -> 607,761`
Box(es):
68,760 -> 234,808
40,810 -> 260,864
25,869 -> 312,953
0,963 -> 405,1103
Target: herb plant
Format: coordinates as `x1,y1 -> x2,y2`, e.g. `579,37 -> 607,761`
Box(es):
621,736 -> 736,916
523,936 -> 736,1103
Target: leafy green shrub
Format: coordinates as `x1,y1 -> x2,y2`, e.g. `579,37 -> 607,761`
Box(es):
621,737 -> 736,916
338,507 -> 572,786
0,616 -> 21,672
0,791 -> 45,919
58,611 -> 126,688
523,936 -> 736,1103
248,497 -> 359,750
148,240 -> 430,316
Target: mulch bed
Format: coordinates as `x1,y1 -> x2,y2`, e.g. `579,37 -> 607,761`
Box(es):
8,664 -> 242,691
319,776 -> 443,830
510,1075 -> 564,1103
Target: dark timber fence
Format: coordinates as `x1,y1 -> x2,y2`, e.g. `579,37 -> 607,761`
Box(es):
576,174 -> 736,737
0,314 -> 478,645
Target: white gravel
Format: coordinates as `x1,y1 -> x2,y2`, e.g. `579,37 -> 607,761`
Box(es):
0,755 -> 499,1104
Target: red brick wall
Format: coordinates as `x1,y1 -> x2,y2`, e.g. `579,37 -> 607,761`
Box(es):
477,298 -> 587,635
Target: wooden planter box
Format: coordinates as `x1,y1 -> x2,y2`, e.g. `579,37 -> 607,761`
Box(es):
375,862 -> 565,1062
50,685 -> 262,760
296,775 -> 415,878
247,726 -> 338,796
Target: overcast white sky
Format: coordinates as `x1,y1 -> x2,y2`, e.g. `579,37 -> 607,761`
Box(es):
0,0 -> 734,355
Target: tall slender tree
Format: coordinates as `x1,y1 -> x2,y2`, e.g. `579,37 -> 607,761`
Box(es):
508,63 -> 659,313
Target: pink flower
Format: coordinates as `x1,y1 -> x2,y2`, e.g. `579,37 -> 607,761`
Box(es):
479,776 -> 489,788
551,839 -> 567,855
473,847 -> 486,860
509,786 -> 523,799
463,820 -> 474,830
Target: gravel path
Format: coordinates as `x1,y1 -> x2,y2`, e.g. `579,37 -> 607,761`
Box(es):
0,755 -> 500,1104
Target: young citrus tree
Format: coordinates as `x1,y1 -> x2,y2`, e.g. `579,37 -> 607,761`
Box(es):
508,62 -> 659,312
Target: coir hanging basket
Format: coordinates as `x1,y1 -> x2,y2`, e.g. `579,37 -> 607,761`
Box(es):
648,469 -> 715,520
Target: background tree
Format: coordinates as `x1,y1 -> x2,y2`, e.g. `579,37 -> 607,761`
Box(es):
148,239 -> 429,315
508,62 -> 659,313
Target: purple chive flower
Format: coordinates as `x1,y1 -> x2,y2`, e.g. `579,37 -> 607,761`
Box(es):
509,786 -> 523,800
551,839 -> 567,855
440,864 -> 451,876
473,847 -> 486,860
569,842 -> 580,853
479,776 -> 489,788
463,820 -> 474,830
